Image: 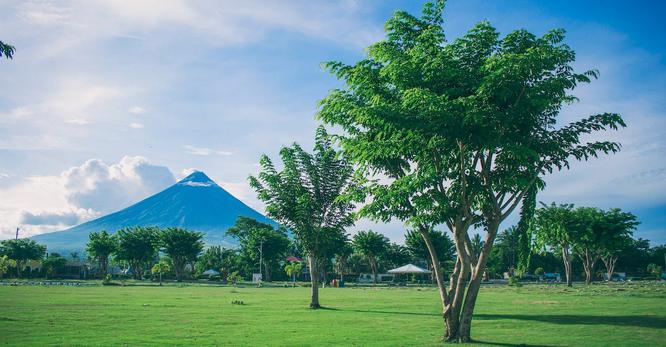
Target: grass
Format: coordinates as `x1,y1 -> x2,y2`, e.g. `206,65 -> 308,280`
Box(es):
0,282 -> 664,346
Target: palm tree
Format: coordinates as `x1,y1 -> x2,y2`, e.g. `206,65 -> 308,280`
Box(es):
284,262 -> 303,287
151,260 -> 170,286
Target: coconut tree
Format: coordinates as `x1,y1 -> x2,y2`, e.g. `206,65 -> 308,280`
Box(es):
284,262 -> 303,287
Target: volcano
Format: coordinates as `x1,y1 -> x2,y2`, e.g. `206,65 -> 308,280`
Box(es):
32,171 -> 277,252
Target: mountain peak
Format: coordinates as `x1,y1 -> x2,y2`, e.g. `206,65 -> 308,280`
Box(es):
178,171 -> 218,187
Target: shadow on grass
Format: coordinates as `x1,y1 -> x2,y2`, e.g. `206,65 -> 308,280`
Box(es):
321,307 -> 440,317
475,314 -> 665,329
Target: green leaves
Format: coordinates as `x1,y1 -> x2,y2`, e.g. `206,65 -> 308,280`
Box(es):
249,126 -> 357,259
0,41 -> 15,59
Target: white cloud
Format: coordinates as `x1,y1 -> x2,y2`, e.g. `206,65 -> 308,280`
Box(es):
66,118 -> 91,125
129,122 -> 144,129
0,156 -> 176,239
183,145 -> 232,156
128,106 -> 145,115
62,156 -> 175,214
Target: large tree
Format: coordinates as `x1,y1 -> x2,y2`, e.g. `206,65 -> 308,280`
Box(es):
352,230 -> 389,283
249,126 -> 357,309
318,1 -> 624,341
114,226 -> 159,279
86,230 -> 117,277
0,239 -> 45,277
226,217 -> 289,282
160,228 -> 204,281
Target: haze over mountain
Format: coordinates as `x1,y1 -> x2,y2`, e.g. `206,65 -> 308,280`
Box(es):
32,171 -> 277,252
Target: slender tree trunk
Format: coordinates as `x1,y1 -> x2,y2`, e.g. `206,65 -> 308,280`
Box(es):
16,260 -> 23,278
561,246 -> 572,287
308,255 -> 320,309
370,257 -> 378,284
418,227 -> 452,339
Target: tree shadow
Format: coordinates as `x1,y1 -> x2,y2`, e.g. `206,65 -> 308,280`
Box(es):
471,340 -> 556,347
322,307 -> 440,317
475,314 -> 666,329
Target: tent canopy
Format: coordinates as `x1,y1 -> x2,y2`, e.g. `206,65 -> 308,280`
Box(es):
387,264 -> 431,274
202,269 -> 220,276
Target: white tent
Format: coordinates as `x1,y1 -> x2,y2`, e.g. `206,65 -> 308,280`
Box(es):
387,264 -> 431,274
202,269 -> 220,276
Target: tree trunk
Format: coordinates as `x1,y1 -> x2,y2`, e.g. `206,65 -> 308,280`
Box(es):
16,260 -> 23,278
602,256 -> 617,281
456,221 -> 500,343
308,255 -> 320,309
560,245 -> 572,287
370,257 -> 378,284
418,227 -> 452,339
579,250 -> 597,285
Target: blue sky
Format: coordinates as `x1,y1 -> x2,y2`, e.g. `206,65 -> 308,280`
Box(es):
1,0 -> 664,244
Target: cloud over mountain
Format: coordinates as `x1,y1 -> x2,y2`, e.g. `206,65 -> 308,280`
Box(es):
0,156 -> 175,239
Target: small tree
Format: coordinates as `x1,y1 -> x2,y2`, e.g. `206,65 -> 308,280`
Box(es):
42,253 -> 67,279
227,217 -> 290,282
352,230 -> 389,284
0,239 -> 46,278
160,228 -> 204,281
284,262 -> 303,287
647,263 -> 663,280
86,230 -> 117,277
405,229 -> 455,272
535,203 -> 576,287
333,241 -> 353,282
114,226 -> 159,279
598,209 -> 639,280
0,255 -> 17,279
249,126 -> 358,309
151,260 -> 171,286
227,271 -> 242,287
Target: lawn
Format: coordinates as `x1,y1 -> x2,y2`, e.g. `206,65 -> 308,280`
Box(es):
0,282 -> 664,346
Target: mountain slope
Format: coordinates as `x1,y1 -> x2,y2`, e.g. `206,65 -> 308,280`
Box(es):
32,171 -> 276,252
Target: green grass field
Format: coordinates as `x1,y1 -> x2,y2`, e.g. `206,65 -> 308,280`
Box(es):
1,282 -> 664,346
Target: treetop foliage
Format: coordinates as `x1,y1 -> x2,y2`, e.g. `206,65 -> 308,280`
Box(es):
318,0 -> 626,230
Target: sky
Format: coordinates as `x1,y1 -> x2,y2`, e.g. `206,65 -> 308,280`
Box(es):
1,0 -> 665,245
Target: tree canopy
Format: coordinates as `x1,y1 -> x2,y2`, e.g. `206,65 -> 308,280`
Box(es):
160,228 -> 204,281
86,230 -> 117,276
114,226 -> 159,279
0,238 -> 46,277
